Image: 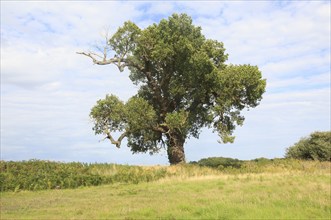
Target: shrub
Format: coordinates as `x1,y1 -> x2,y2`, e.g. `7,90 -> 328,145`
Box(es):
0,160 -> 170,192
285,131 -> 331,161
196,157 -> 243,169
0,160 -> 106,191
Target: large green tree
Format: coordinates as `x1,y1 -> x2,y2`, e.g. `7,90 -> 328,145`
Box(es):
78,14 -> 266,164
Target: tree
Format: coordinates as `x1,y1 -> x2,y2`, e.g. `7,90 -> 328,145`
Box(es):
285,131 -> 331,161
78,14 -> 266,164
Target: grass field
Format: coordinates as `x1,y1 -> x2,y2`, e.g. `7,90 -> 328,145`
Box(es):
1,162 -> 330,219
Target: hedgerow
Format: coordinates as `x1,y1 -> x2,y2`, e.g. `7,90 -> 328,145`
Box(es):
194,157 -> 243,169
0,160 -> 167,192
191,157 -> 331,174
1,158 -> 329,192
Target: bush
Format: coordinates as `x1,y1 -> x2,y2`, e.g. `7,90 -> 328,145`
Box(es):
196,157 -> 243,169
0,160 -> 169,192
285,131 -> 331,161
0,160 -> 107,191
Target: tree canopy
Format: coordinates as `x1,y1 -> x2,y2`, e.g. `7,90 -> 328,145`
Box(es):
79,13 -> 266,164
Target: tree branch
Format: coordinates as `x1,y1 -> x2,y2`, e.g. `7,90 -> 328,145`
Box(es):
77,50 -> 145,73
153,124 -> 169,133
103,130 -> 128,148
77,51 -> 121,65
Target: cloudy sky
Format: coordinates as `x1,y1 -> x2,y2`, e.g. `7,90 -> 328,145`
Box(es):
1,1 -> 330,165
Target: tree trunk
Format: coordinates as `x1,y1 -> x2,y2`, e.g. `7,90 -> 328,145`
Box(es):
166,131 -> 186,165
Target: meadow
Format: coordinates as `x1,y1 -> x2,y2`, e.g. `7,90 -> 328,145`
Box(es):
1,159 -> 330,219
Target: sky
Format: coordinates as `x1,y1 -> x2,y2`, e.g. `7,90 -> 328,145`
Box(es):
1,1 -> 330,165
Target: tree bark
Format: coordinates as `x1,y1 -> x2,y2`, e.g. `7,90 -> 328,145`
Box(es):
166,131 -> 186,164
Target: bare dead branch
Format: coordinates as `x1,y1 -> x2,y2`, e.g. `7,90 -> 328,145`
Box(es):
89,51 -> 104,59
77,51 -> 122,66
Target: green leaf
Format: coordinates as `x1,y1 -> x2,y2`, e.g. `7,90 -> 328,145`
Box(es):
125,97 -> 158,131
165,110 -> 189,135
90,95 -> 126,134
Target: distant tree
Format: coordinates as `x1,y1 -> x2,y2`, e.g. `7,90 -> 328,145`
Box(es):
78,13 -> 266,164
285,131 -> 331,161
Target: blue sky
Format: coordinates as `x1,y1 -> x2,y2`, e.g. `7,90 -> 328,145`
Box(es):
1,1 -> 330,165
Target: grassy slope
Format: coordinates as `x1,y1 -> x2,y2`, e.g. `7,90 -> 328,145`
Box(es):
1,171 -> 330,219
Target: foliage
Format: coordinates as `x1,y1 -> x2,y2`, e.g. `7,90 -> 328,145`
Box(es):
192,156 -> 331,174
285,131 -> 331,161
0,160 -> 167,192
194,157 -> 243,169
0,160 -> 222,192
0,160 -> 101,191
82,13 -> 266,164
2,158 -> 330,192
90,95 -> 126,135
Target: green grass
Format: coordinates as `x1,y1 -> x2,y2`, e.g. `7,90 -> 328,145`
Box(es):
1,168 -> 330,219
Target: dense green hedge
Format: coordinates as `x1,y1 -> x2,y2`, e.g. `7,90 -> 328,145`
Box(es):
190,156 -> 331,174
0,160 -> 167,192
0,160 -> 100,191
193,157 -> 243,169
1,158 -> 330,192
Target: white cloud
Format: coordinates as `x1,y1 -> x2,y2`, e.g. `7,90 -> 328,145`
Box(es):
194,1 -> 330,66
1,1 -> 143,45
2,45 -> 71,88
143,2 -> 175,16
267,72 -> 330,91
